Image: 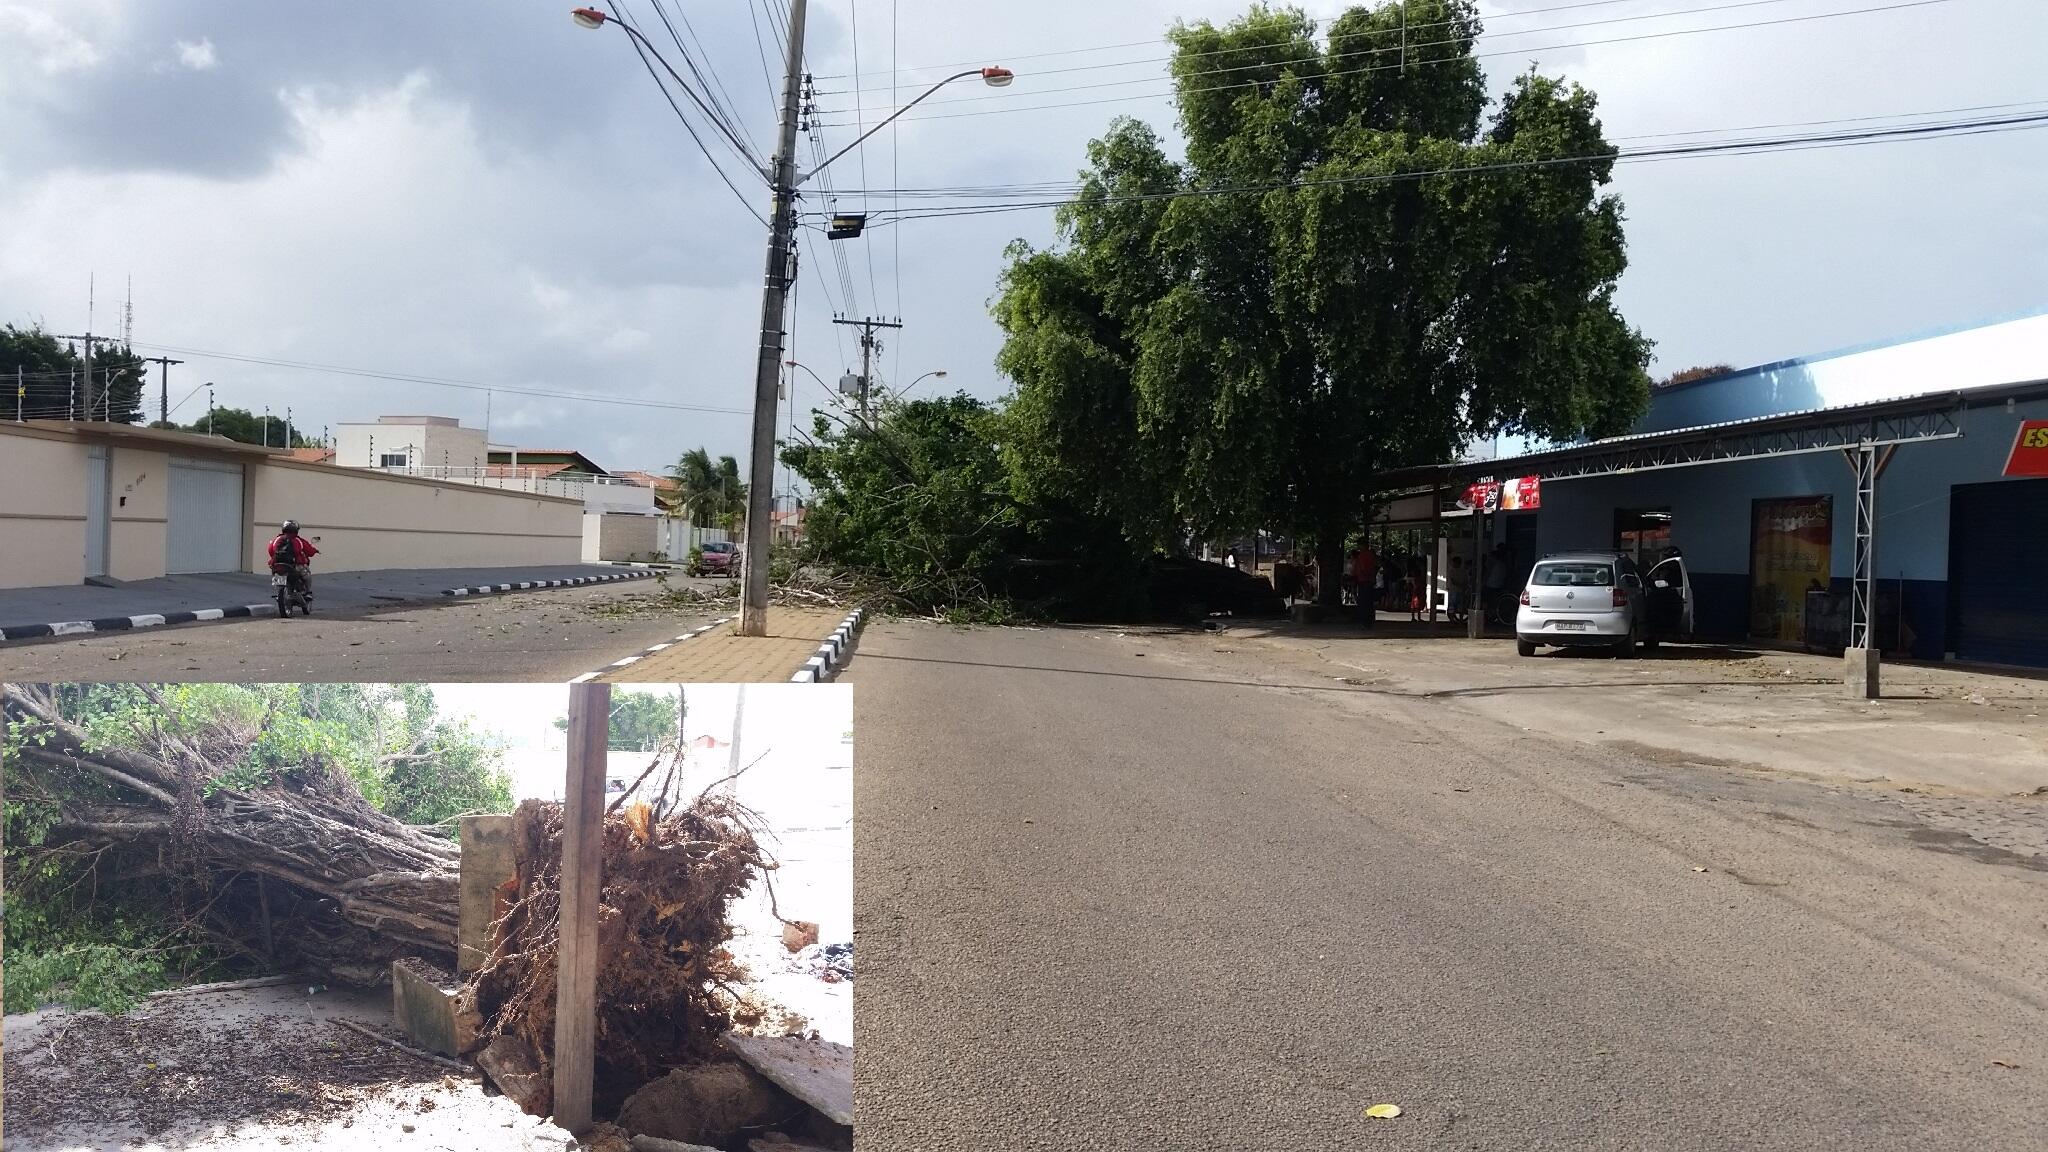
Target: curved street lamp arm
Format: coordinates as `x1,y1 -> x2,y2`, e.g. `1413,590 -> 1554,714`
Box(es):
798,70 -> 985,188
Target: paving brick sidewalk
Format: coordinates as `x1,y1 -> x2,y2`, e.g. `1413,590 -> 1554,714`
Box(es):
600,606 -> 848,682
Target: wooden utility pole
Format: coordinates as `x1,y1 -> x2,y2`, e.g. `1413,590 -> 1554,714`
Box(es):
554,682 -> 610,1134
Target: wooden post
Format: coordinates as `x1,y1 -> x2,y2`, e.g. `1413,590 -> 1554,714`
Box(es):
554,682 -> 611,1134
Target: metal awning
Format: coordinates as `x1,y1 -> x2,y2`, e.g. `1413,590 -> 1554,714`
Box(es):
1378,377 -> 2048,489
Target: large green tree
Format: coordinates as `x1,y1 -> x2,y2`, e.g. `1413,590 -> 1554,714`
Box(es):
1,323 -> 147,424
995,1 -> 1652,605
661,447 -> 747,530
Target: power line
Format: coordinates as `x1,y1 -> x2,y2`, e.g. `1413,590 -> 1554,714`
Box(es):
604,0 -> 771,228
811,0 -> 1962,126
815,0 -> 1832,100
124,341 -> 752,415
839,107 -> 2048,225
848,0 -> 883,316
642,0 -> 758,157
812,0 -> 1715,79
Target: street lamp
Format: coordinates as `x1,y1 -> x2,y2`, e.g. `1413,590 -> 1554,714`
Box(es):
898,370 -> 948,399
576,3 -> 1011,637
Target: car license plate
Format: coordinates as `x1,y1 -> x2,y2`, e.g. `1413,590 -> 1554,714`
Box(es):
1553,620 -> 1588,631
272,574 -> 287,587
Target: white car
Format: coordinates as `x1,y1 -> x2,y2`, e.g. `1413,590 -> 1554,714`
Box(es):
1516,551 -> 1693,657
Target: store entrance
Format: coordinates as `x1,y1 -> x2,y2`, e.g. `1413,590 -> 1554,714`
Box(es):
1614,508 -> 1674,565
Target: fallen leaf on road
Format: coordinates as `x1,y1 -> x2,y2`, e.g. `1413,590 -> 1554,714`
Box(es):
1365,1104 -> 1402,1119
1453,787 -> 1471,793
1691,866 -> 1709,873
1990,1060 -> 2019,1069
107,652 -> 125,660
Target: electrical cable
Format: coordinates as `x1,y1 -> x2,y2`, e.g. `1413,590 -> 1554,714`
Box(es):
644,0 -> 759,157
835,107 -> 2048,225
603,1 -> 771,230
848,0 -> 883,316
124,341 -> 752,414
809,0 -> 1962,126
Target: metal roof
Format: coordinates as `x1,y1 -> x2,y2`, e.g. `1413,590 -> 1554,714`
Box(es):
1379,377 -> 2048,489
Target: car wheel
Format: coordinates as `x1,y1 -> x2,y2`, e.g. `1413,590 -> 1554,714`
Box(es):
1516,639 -> 1537,658
1613,634 -> 1635,658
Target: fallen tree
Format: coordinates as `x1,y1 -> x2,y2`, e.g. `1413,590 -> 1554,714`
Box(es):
2,683 -> 466,985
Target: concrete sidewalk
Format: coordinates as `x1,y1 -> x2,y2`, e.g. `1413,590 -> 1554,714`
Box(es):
0,564 -> 654,643
595,604 -> 859,683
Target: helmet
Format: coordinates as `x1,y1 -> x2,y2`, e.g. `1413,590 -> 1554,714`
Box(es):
281,519 -> 301,535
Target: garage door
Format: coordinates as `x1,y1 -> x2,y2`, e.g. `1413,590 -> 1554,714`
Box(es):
167,456 -> 245,574
1948,478 -> 2048,667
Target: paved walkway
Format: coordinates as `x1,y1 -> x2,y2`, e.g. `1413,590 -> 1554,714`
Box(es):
600,605 -> 847,682
0,564 -> 653,639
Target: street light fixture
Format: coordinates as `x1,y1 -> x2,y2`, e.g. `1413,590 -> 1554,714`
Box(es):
899,370 -> 948,399
575,4 -> 1011,637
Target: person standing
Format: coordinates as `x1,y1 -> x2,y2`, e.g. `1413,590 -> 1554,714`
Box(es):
1482,542 -> 1510,629
1351,542 -> 1378,628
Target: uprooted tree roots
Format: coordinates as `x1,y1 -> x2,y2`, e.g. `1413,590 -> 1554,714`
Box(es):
462,797 -> 770,1116
1,683 -> 462,985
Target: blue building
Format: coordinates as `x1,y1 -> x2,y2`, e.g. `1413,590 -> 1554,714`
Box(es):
1390,307 -> 2048,669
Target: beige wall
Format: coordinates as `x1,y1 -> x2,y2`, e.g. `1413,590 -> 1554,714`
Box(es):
589,512 -> 659,562
0,427 -> 89,588
107,446 -> 174,581
250,460 -> 582,573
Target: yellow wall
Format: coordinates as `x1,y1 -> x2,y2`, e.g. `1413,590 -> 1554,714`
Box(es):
248,460 -> 583,573
108,446 -> 172,581
0,427 -> 89,588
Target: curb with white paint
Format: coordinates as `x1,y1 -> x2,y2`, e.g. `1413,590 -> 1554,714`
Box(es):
791,607 -> 867,683
0,568 -> 659,646
441,569 -> 656,597
570,616 -> 735,683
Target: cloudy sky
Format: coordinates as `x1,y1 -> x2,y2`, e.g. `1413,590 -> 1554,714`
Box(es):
3,0 -> 2044,479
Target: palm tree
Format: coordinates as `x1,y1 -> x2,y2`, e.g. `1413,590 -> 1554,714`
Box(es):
662,448 -> 748,531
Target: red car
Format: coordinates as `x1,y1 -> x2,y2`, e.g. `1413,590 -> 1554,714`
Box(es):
691,540 -> 738,577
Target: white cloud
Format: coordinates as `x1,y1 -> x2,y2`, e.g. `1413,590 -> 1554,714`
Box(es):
174,36 -> 215,71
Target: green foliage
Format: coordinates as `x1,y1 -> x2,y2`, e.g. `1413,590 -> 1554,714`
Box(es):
782,394 -> 1025,613
0,322 -> 147,424
992,1 -> 1653,603
662,447 -> 747,530
556,689 -> 681,751
168,405 -> 314,447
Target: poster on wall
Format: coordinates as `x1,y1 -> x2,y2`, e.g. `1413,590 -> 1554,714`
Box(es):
1750,495 -> 1832,643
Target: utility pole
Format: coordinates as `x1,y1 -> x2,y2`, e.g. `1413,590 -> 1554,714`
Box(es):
285,406 -> 293,449
206,384 -> 215,437
55,333 -> 104,422
832,316 -> 903,422
139,355 -> 184,425
14,365 -> 21,422
263,406 -> 271,448
737,0 -> 809,638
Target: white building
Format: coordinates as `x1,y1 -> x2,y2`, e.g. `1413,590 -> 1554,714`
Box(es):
334,415 -> 489,474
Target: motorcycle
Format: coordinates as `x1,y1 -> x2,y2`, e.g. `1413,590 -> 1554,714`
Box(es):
272,562 -> 312,618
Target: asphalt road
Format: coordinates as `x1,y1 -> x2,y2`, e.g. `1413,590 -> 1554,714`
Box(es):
845,620 -> 2048,1150
0,580 -> 728,682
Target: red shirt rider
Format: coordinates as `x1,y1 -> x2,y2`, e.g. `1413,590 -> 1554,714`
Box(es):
267,522 -> 319,568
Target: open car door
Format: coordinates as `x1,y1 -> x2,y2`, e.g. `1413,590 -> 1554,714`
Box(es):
1647,555 -> 1694,639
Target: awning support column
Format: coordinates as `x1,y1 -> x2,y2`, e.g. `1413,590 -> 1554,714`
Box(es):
1843,439 -> 1896,698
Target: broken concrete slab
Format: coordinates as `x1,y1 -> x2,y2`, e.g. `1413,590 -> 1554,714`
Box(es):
721,1034 -> 852,1127
392,959 -> 465,1057
476,1034 -> 551,1117
781,919 -> 820,952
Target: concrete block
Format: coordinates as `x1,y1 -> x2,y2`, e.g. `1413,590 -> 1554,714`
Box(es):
1844,645 -> 1881,700
458,813 -> 517,976
392,960 -> 462,1057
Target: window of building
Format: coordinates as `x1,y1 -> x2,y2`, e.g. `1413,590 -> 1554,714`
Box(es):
379,453 -> 409,468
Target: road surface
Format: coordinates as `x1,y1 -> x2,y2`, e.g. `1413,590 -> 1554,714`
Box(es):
0,581 -> 727,682
846,620 -> 2048,1150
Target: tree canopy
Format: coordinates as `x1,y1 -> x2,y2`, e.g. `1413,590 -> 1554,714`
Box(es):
553,688 -> 682,752
994,0 -> 1653,603
161,405 -> 316,448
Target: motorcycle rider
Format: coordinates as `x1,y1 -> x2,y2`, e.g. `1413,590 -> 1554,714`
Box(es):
266,519 -> 320,600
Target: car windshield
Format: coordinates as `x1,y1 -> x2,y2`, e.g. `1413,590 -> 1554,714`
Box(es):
1532,561 -> 1614,587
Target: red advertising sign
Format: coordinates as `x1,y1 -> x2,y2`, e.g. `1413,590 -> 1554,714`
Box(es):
2005,420 -> 2048,477
1461,475 -> 1541,511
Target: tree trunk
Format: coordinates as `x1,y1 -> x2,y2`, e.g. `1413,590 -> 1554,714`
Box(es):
1316,530 -> 1346,610
1,684 -> 460,983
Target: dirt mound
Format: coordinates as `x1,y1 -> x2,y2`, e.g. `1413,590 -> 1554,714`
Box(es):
615,1062 -> 795,1147
463,795 -> 769,1115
